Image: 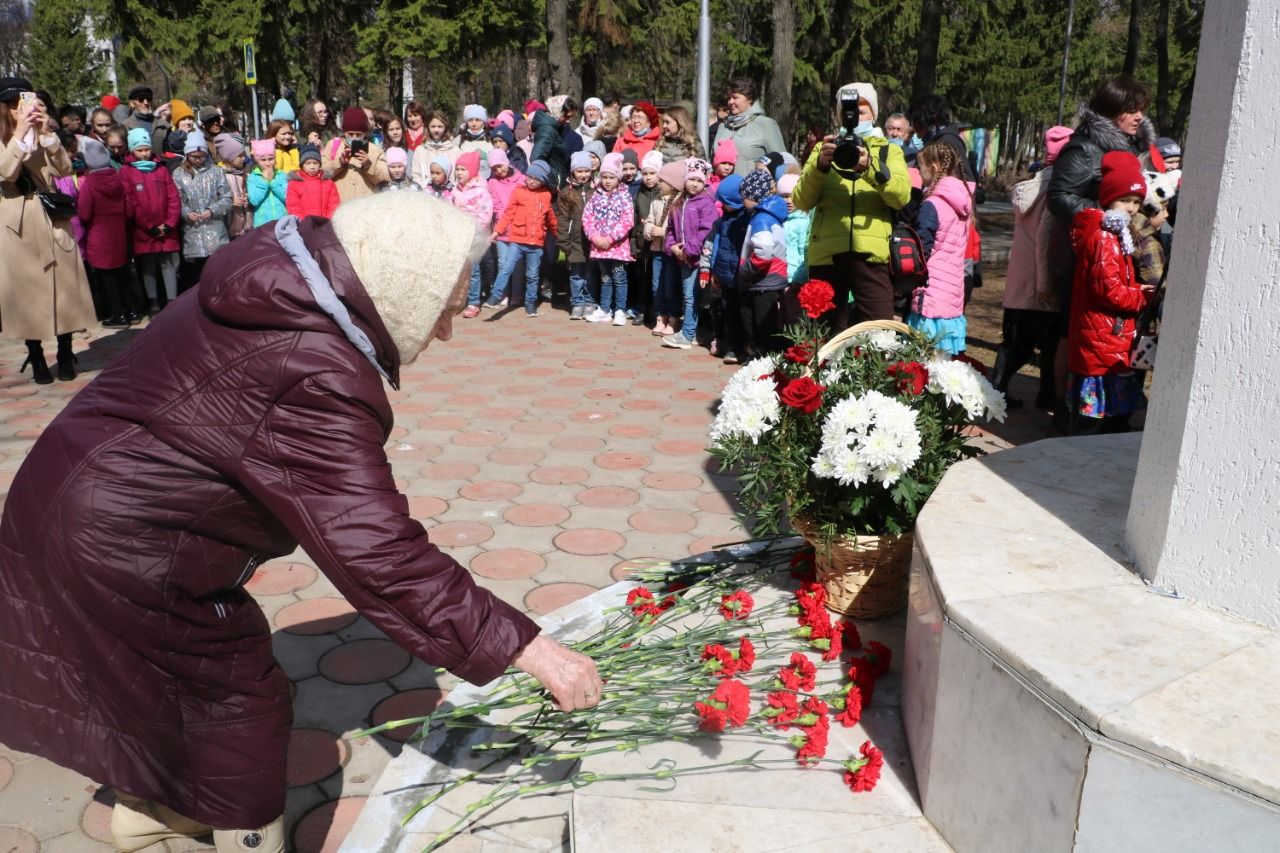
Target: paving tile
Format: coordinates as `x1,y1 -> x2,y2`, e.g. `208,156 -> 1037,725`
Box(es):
287,728 -> 349,787
245,561 -> 318,596
458,481 -> 523,502
502,503 -> 570,527
427,521 -> 494,548
575,485 -> 640,508
487,447 -> 545,465
292,797 -> 367,853
471,549 -> 546,580
553,528 -> 627,556
628,508 -> 698,534
0,826 -> 40,853
275,598 -> 359,636
0,758 -> 96,838
641,471 -> 704,491
318,639 -> 412,685
525,582 -> 600,615
368,688 -> 447,744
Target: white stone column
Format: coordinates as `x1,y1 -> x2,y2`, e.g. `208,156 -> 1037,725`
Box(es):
1126,0 -> 1280,626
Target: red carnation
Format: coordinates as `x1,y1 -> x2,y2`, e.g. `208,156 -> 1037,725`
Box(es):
798,279 -> 836,319
627,586 -> 675,621
795,581 -> 827,614
840,621 -> 862,653
886,360 -> 930,396
864,641 -> 893,678
779,376 -> 826,414
844,741 -> 885,793
847,656 -> 879,705
719,590 -> 754,621
626,586 -> 654,608
834,684 -> 863,728
695,679 -> 751,732
792,697 -> 831,766
736,637 -> 756,672
789,549 -> 816,581
763,690 -> 800,728
701,643 -> 737,677
783,343 -> 815,364
777,652 -> 817,692
812,622 -> 843,662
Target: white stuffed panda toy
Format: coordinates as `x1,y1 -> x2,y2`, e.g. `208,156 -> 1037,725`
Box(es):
1142,169 -> 1181,218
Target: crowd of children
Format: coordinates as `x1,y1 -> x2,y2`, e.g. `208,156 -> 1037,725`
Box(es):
34,83 -> 1179,434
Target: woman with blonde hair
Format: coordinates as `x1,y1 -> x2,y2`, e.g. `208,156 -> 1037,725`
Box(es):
657,105 -> 705,163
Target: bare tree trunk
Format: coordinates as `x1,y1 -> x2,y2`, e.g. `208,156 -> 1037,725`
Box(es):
546,0 -> 573,98
911,0 -> 942,101
769,0 -> 796,141
1123,0 -> 1142,75
1155,0 -> 1170,131
525,49 -> 540,101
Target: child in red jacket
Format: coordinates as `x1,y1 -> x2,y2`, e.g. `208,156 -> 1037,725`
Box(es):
78,138 -> 133,327
286,143 -> 340,219
486,160 -> 558,316
121,129 -> 181,315
1066,151 -> 1154,435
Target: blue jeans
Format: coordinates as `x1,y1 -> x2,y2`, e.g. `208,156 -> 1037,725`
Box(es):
651,253 -> 678,316
596,260 -> 628,314
569,262 -> 591,307
490,242 -> 543,308
466,260 -> 484,307
677,263 -> 699,339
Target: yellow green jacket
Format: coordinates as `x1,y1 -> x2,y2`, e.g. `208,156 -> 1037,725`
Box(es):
792,134 -> 910,266
275,146 -> 300,175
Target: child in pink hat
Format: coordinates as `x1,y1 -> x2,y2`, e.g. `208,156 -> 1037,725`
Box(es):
247,138 -> 288,226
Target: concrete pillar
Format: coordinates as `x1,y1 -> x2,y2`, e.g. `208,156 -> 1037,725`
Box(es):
1126,0 -> 1280,626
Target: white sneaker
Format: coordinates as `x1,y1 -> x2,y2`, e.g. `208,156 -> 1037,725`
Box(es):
585,307 -> 611,323
612,310 -> 627,326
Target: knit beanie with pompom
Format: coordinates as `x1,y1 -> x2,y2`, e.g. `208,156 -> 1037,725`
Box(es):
331,194 -> 488,365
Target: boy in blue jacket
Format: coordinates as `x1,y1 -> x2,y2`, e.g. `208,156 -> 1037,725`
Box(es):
738,170 -> 790,356
703,175 -> 750,364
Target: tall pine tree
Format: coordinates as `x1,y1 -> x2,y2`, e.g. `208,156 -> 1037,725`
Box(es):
24,0 -> 106,105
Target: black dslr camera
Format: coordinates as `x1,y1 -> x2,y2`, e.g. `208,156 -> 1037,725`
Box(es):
832,87 -> 868,178
349,138 -> 369,155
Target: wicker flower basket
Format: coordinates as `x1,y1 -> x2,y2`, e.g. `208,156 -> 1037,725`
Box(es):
790,516 -> 913,620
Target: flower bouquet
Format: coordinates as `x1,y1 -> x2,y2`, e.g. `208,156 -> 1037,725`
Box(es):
709,279 -> 1006,618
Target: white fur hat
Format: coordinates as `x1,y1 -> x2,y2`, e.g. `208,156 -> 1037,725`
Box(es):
837,82 -> 879,122
331,193 -> 487,366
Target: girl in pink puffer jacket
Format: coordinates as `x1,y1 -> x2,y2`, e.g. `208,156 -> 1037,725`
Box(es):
581,153 -> 635,324
906,142 -> 973,356
451,152 -> 494,315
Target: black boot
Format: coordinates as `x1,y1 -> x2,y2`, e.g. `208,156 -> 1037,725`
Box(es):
20,340 -> 53,385
55,334 -> 76,382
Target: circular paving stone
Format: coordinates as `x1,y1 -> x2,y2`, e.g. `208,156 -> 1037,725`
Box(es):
449,393 -> 490,407
429,521 -> 494,547
512,419 -> 564,435
533,396 -> 579,409
688,534 -> 743,555
634,378 -> 671,390
418,414 -> 469,431
594,451 -> 650,470
471,548 -> 545,580
629,509 -> 698,534
564,358 -> 596,369
609,424 -> 658,439
504,503 -> 571,527
642,471 -> 704,491
675,389 -> 716,403
525,583 -> 599,615
276,598 -> 358,635
81,799 -> 113,842
369,688 -> 447,743
245,562 -> 318,596
654,439 -> 706,456
452,431 -> 504,447
554,528 -> 626,556
477,406 -> 526,420
0,826 -> 40,853
696,492 -> 740,515
459,481 -> 522,501
287,728 -> 349,786
585,388 -> 625,401
406,495 -> 448,519
386,443 -> 444,460
293,797 -> 367,853
599,368 -> 636,379
319,639 -> 411,685
531,466 -> 590,485
569,410 -> 617,424
621,398 -> 667,411
663,413 -> 712,428
576,486 -> 640,508
550,435 -> 605,451
420,460 -> 480,480
611,558 -> 658,583
489,446 -> 545,465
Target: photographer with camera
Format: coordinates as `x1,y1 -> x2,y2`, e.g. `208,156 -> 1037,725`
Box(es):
792,82 -> 910,328
322,106 -> 390,202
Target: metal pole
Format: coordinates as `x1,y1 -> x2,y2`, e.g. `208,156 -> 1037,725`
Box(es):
1056,0 -> 1076,126
696,0 -> 711,154
251,86 -> 260,139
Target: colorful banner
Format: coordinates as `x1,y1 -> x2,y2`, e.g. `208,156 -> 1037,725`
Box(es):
959,128 -> 1001,178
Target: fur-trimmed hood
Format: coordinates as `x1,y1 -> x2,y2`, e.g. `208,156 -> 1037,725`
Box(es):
1073,105 -> 1156,154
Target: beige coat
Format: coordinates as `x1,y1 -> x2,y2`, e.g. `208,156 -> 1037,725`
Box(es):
1004,167 -> 1059,312
0,136 -> 97,341
322,141 -> 389,202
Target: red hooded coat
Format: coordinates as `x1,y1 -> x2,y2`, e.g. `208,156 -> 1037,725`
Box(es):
1066,208 -> 1149,376
0,220 -> 540,826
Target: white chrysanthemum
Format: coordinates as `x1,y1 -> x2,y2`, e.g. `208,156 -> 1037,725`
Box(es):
710,358 -> 783,443
925,358 -> 1005,421
820,365 -> 844,386
853,329 -> 903,353
811,391 -> 920,488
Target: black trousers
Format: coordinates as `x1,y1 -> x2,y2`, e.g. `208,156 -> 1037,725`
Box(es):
739,289 -> 785,355
90,265 -> 129,319
178,256 -> 209,294
992,308 -> 1060,406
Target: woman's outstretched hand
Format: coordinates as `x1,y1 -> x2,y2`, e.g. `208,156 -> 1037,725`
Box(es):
511,633 -> 603,711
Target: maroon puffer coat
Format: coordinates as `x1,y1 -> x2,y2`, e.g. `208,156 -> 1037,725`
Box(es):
0,218 -> 540,827
121,161 -> 181,255
77,166 -> 129,269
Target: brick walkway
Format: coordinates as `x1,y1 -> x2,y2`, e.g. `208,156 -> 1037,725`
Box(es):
0,305 -> 1054,852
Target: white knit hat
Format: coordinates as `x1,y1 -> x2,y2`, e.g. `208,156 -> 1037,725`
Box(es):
331,193 -> 488,366
837,82 -> 879,122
